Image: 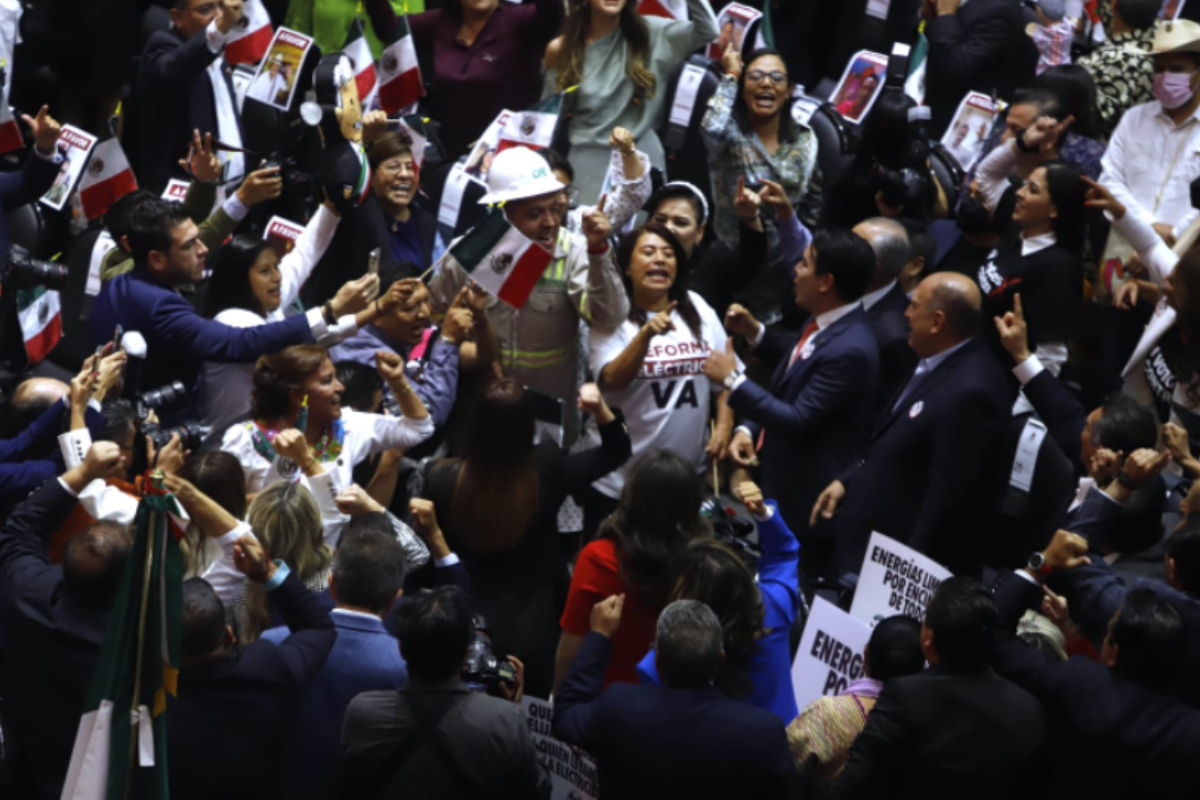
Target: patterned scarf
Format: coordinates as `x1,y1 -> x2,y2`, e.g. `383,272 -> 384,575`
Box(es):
245,418 -> 345,464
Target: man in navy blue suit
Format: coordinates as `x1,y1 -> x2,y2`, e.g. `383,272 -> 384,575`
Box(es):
854,217 -> 918,415
812,273 -> 1014,576
991,529 -> 1200,795
553,597 -> 795,800
88,199 -> 354,420
706,227 -> 879,578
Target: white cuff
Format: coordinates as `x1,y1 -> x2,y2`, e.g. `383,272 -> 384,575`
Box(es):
59,428 -> 93,470
57,476 -> 80,497
752,505 -> 774,521
88,398 -> 102,413
215,522 -> 255,554
734,425 -> 754,440
34,145 -> 61,163
726,373 -> 748,392
222,191 -> 250,221
1012,356 -> 1045,386
435,553 -> 460,568
748,323 -> 766,350
306,306 -> 331,339
1015,569 -> 1041,586
205,19 -> 231,53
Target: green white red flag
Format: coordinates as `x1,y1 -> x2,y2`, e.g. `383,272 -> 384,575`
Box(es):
378,14 -> 424,114
448,206 -> 553,309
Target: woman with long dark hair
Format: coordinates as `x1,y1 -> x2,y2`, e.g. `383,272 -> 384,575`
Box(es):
544,0 -> 718,202
421,378 -> 630,697
703,47 -> 819,244
635,481 -> 800,721
555,449 -> 710,690
583,224 -> 736,524
975,115 -> 1086,383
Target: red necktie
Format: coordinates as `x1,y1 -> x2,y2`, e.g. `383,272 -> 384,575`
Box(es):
759,320 -> 820,452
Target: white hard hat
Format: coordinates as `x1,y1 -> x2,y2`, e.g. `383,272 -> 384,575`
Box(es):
478,146 -> 565,205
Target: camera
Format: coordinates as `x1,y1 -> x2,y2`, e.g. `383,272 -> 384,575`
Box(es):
462,615 -> 518,691
5,245 -> 67,291
141,421 -> 205,452
135,381 -> 188,421
700,498 -> 760,567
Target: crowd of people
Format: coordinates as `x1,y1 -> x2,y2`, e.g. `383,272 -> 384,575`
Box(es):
1,0 -> 1200,797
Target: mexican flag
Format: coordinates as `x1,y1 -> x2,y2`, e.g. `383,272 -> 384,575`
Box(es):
638,0 -> 687,19
496,92 -> 567,153
78,134 -> 138,220
0,101 -> 21,155
905,26 -> 928,105
378,14 -> 424,114
344,18 -> 378,107
16,285 -> 61,363
449,207 -> 553,309
755,1 -> 775,49
60,486 -> 185,800
225,0 -> 273,65
396,114 -> 429,168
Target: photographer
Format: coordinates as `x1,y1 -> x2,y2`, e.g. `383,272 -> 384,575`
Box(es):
341,585 -> 550,799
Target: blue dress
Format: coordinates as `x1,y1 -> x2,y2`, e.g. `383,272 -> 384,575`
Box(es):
636,499 -> 801,722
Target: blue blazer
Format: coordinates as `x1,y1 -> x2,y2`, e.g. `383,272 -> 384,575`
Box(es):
991,571 -> 1200,796
732,305 -> 879,539
262,611 -> 407,800
863,283 -> 917,416
88,269 -> 314,419
554,633 -> 795,800
830,337 -> 1014,576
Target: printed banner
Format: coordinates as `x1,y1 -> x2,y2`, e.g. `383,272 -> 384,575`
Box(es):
791,597 -> 873,710
39,125 -> 97,211
849,531 -> 953,625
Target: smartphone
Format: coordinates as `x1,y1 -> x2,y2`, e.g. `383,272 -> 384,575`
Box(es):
367,247 -> 382,276
112,325 -> 124,352
91,345 -> 104,382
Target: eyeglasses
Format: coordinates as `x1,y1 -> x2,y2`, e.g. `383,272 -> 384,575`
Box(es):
563,185 -> 580,209
747,70 -> 787,85
379,160 -> 417,176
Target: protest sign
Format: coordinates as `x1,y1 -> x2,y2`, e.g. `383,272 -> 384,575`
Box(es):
523,696 -> 598,800
829,51 -> 888,125
263,215 -> 304,260
849,532 -> 953,625
708,3 -> 761,60
941,92 -> 1000,171
161,179 -> 190,202
40,125 -> 97,211
246,27 -> 313,112
791,597 -> 873,709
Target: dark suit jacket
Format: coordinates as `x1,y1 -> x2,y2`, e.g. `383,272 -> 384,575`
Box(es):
925,0 -> 1038,131
832,336 -> 1014,576
136,26 -> 243,193
0,480 -> 106,800
553,633 -> 795,800
991,571 -> 1200,797
732,305 -> 879,539
167,572 -> 336,800
341,679 -> 551,800
1022,366 -> 1088,475
863,283 -> 917,417
88,268 -> 314,419
828,662 -> 1045,800
0,398 -> 69,512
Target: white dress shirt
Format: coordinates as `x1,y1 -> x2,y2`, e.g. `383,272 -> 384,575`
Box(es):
204,20 -> 245,183
860,279 -> 898,311
1100,99 -> 1200,231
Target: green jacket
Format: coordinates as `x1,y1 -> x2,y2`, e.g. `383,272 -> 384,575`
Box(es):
101,181 -> 239,283
284,0 -> 422,60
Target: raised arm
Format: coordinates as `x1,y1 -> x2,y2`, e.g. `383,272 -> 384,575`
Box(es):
278,203 -> 341,310
574,219 -> 632,330
552,595 -> 624,749
558,385 -> 632,494
660,0 -> 719,60
594,303 -> 673,392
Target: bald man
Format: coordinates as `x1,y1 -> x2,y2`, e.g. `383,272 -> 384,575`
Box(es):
0,378 -> 72,512
854,218 -> 919,414
811,273 -> 1015,576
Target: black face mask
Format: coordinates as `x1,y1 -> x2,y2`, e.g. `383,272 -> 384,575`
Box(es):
956,195 -> 992,236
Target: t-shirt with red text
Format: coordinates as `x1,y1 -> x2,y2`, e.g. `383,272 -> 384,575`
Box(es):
587,292 -> 738,499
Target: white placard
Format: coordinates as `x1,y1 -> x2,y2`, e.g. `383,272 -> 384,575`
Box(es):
85,230 -> 117,297
263,214 -> 304,259
940,91 -> 1000,171
245,27 -> 312,111
522,696 -> 598,800
866,0 -> 892,20
669,64 -> 707,130
791,597 -> 873,710
709,3 -> 762,60
161,178 -> 190,202
849,532 -> 953,625
39,125 -> 97,211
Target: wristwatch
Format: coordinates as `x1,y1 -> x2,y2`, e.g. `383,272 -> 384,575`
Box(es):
1027,551 -> 1053,578
1114,470 -> 1138,489
722,369 -> 743,390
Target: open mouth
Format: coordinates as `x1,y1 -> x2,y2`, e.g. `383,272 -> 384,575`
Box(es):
645,268 -> 672,282
754,92 -> 777,109
537,235 -> 555,249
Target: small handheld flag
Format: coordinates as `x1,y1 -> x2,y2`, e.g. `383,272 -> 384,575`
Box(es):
448,207 -> 554,309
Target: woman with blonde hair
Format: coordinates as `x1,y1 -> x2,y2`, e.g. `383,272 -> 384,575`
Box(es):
543,0 -> 718,202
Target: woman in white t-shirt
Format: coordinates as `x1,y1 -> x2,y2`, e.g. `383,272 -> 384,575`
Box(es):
587,224 -> 738,513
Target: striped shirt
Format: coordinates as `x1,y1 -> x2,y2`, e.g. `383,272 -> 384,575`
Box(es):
1032,20 -> 1075,75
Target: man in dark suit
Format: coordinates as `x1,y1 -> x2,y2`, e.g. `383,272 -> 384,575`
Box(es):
261,501 -> 471,800
554,597 -> 795,800
991,530 -> 1200,795
812,273 -> 1014,576
854,217 -> 918,415
167,535 -> 336,800
341,586 -> 550,799
88,199 -> 359,420
0,442 -> 130,800
135,0 -> 246,193
923,0 -> 1039,131
707,228 -> 879,578
829,577 -> 1046,800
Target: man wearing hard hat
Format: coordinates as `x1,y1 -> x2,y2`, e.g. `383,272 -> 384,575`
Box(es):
430,146 -> 629,431
1101,18 -> 1200,248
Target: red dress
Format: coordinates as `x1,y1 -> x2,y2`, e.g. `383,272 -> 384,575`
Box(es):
560,538 -> 661,686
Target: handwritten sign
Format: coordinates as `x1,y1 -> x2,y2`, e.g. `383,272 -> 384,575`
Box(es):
849,532 -> 953,625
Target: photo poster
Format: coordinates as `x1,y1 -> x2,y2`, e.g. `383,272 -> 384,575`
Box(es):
263,215 -> 305,260
1161,0 -> 1186,20
522,696 -> 598,800
39,125 -> 97,211
941,92 -> 1000,171
245,27 -> 313,112
828,50 -> 889,125
708,3 -> 762,60
463,110 -> 511,183
791,597 -> 873,710
849,532 -> 954,625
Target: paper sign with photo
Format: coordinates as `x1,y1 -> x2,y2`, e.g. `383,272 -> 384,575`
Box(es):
829,50 -> 889,125
791,597 -> 873,710
849,532 -> 953,625
708,3 -> 762,60
941,91 -> 1000,171
263,215 -> 305,260
522,697 -> 598,800
463,111 -> 511,183
40,125 -> 97,211
245,27 -> 313,112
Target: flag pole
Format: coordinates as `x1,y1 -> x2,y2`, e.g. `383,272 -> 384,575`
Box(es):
416,249 -> 451,282
125,468 -> 165,799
